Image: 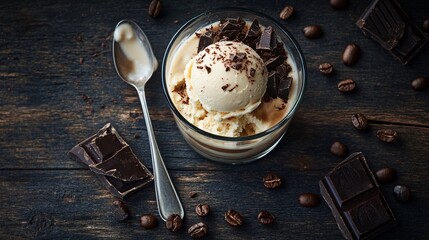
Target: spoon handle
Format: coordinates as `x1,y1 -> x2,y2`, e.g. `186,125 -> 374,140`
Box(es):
136,88 -> 184,221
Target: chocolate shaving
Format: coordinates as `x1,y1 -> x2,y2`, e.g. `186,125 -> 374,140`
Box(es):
230,62 -> 243,70
222,84 -> 230,91
205,66 -> 211,73
228,84 -> 239,92
248,67 -> 256,78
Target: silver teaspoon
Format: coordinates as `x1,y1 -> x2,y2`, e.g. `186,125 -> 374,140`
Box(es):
112,19 -> 184,221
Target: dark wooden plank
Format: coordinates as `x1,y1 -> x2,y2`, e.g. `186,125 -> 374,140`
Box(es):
0,0 -> 428,239
0,169 -> 427,239
0,0 -> 428,169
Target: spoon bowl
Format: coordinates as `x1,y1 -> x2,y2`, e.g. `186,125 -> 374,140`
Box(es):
112,19 -> 184,221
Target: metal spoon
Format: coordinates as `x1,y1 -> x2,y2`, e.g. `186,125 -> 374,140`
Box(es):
112,19 -> 184,221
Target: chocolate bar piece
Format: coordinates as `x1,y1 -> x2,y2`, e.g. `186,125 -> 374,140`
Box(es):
319,152 -> 396,239
68,123 -> 153,199
356,0 -> 428,65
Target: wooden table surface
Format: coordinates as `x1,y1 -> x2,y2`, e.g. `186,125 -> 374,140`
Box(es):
1,0 -> 428,239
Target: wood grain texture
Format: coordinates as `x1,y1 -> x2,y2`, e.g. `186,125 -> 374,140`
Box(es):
0,0 -> 428,239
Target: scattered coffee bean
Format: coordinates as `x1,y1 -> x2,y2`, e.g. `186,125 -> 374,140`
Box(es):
411,77 -> 429,91
262,173 -> 282,189
330,0 -> 348,9
79,57 -> 84,64
195,204 -> 210,217
393,185 -> 411,203
188,222 -> 208,239
148,0 -> 162,18
298,193 -> 320,207
111,200 -> 129,222
303,25 -> 323,39
224,209 -> 243,227
166,214 -> 182,232
337,79 -> 356,92
134,133 -> 141,139
376,129 -> 398,143
342,43 -> 360,66
279,6 -> 294,20
330,141 -> 348,157
318,62 -> 334,75
423,19 -> 429,32
189,192 -> 198,198
351,113 -> 368,130
140,214 -> 158,229
257,211 -> 275,225
375,167 -> 397,184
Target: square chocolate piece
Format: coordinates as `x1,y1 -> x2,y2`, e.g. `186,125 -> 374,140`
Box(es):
356,0 -> 428,65
69,123 -> 153,199
320,152 -> 396,239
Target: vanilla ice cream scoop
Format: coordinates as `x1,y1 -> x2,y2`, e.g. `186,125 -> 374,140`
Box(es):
185,41 -> 268,118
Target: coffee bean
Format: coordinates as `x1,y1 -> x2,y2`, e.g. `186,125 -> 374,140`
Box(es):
189,192 -> 198,198
330,141 -> 348,157
188,222 -> 208,238
351,113 -> 368,130
257,211 -> 275,225
376,129 -> 398,143
393,185 -> 411,203
342,43 -> 360,66
303,25 -> 323,39
411,77 -> 429,91
148,0 -> 162,18
279,6 -> 294,20
262,173 -> 282,189
423,19 -> 429,32
224,209 -> 243,227
140,214 -> 158,229
318,62 -> 334,75
298,193 -> 320,207
330,0 -> 348,9
337,79 -> 356,92
111,200 -> 129,222
166,214 -> 182,232
375,167 -> 397,184
195,204 -> 210,217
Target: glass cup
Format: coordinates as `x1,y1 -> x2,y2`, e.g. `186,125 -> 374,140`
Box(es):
162,8 -> 307,164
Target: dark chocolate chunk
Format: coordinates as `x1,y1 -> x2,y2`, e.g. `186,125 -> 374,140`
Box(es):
266,71 -> 278,98
68,123 -> 153,199
319,152 -> 396,240
219,17 -> 245,40
197,30 -> 216,53
277,77 -> 292,101
356,0 -> 428,65
257,26 -> 276,51
89,146 -> 150,182
243,19 -> 261,45
265,56 -> 284,70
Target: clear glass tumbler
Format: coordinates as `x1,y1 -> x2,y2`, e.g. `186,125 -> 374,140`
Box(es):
162,8 -> 307,164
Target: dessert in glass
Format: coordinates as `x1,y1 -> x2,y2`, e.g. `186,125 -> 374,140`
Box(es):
162,8 -> 306,164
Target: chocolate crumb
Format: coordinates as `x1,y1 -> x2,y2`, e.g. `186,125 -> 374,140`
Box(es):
189,192 -> 198,198
222,84 -> 230,91
225,66 -> 230,72
79,57 -> 84,64
205,66 -> 211,73
228,84 -> 238,92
